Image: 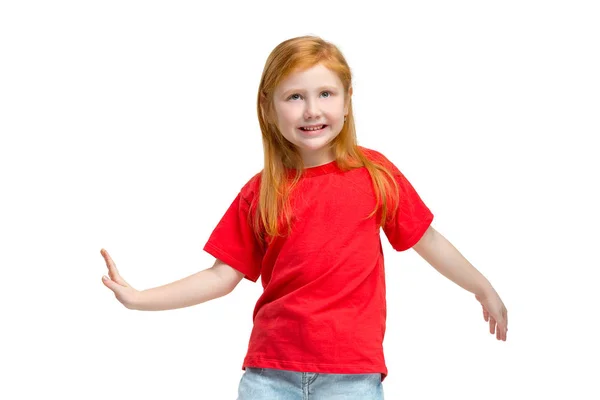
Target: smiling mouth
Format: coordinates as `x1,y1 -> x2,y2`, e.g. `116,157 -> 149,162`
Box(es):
299,124 -> 327,132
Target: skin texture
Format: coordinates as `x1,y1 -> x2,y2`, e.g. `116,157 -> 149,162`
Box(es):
413,226 -> 508,341
100,249 -> 240,311
272,63 -> 351,167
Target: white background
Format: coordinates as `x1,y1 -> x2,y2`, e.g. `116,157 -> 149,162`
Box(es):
1,1 -> 598,399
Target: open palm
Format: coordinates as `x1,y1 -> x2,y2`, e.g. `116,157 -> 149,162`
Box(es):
101,248 -> 140,309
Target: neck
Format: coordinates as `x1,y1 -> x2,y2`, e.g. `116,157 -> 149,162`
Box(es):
300,147 -> 335,168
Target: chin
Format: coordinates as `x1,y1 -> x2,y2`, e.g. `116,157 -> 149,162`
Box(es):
295,139 -> 338,159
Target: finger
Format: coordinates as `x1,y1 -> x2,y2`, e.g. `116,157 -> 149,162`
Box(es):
483,307 -> 489,322
489,317 -> 496,335
495,312 -> 507,340
500,318 -> 508,341
102,275 -> 120,295
101,249 -> 129,286
101,248 -> 119,274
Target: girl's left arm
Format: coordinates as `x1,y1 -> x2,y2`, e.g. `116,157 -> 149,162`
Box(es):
412,225 -> 508,341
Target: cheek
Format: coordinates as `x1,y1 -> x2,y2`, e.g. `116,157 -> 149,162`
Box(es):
324,99 -> 346,117
275,105 -> 297,123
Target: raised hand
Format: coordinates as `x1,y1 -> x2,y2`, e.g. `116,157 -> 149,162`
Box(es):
475,289 -> 508,341
101,248 -> 141,309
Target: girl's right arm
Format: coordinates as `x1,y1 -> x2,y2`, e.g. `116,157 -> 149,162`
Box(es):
100,248 -> 244,311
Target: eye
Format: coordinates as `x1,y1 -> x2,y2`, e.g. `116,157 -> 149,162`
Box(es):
288,93 -> 302,101
321,91 -> 331,98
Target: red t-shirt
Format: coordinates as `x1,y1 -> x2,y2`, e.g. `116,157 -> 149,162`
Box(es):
203,147 -> 434,382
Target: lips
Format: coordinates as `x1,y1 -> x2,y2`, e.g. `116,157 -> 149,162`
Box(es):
299,124 -> 327,131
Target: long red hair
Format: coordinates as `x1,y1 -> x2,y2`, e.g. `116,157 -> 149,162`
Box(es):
255,35 -> 399,240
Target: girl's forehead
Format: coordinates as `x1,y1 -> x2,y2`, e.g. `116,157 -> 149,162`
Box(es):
277,64 -> 342,90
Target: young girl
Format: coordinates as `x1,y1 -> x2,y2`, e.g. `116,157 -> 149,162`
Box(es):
101,35 -> 508,399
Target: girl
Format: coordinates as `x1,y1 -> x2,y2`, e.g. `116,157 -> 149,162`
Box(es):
101,35 -> 508,400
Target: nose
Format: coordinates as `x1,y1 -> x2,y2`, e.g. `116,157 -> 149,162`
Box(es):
303,98 -> 321,120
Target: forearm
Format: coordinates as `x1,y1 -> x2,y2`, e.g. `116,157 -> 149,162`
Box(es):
413,227 -> 494,297
133,268 -> 231,311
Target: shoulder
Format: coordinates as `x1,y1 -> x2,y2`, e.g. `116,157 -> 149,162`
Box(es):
357,146 -> 398,171
239,170 -> 263,205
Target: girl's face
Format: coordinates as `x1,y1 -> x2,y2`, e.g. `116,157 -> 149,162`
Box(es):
272,63 -> 351,167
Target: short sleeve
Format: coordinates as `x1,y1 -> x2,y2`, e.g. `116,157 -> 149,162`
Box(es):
203,193 -> 264,282
382,167 -> 434,251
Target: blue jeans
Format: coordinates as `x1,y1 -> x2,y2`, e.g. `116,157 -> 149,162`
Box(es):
237,367 -> 385,400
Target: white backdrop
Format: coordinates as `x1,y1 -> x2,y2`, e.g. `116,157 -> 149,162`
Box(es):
1,1 -> 598,399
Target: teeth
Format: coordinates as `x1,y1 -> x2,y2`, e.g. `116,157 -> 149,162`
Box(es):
302,125 -> 324,131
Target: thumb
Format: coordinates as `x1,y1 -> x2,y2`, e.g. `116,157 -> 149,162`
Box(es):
102,275 -> 121,294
